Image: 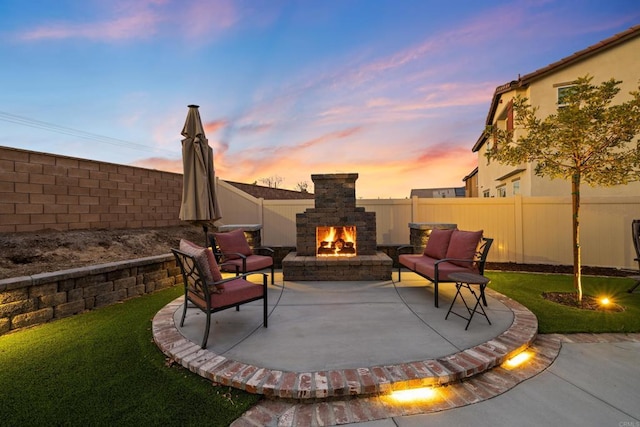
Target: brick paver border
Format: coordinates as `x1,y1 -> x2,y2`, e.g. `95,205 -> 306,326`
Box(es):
153,288 -> 538,401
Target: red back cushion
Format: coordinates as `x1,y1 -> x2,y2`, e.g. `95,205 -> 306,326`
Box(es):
179,239 -> 224,289
423,228 -> 455,259
214,229 -> 252,260
445,230 -> 483,267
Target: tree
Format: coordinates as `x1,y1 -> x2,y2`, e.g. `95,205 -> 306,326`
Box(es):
295,181 -> 309,193
486,76 -> 640,303
259,175 -> 283,188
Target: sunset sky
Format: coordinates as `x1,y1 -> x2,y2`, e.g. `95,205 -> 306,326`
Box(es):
1,1 -> 638,198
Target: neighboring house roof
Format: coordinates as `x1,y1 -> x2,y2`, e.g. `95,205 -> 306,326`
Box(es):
463,167 -> 478,182
472,24 -> 640,153
224,180 -> 315,200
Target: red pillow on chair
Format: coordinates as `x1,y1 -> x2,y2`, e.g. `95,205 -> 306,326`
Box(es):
214,229 -> 253,260
423,228 -> 455,259
179,239 -> 224,288
445,230 -> 483,268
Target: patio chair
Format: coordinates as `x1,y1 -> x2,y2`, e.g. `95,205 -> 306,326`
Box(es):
629,219 -> 640,293
210,228 -> 275,284
172,242 -> 268,349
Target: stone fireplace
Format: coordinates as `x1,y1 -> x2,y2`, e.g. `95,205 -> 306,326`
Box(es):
282,173 -> 392,281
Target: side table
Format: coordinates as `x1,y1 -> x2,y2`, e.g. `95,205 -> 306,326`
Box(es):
445,272 -> 491,330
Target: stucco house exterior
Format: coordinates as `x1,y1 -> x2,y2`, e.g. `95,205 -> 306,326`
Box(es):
472,24 -> 640,198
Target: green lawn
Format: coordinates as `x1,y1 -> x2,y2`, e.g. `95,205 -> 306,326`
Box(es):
487,271 -> 640,333
0,287 -> 260,427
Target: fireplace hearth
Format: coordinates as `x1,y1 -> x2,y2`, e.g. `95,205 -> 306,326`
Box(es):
282,173 -> 392,281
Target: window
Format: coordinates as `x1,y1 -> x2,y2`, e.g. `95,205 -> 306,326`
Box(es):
497,186 -> 506,198
512,179 -> 520,195
557,84 -> 576,107
483,190 -> 490,198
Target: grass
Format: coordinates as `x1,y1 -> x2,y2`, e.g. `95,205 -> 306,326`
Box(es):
487,271 -> 640,334
0,287 -> 260,427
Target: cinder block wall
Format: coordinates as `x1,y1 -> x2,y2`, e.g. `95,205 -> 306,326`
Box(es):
0,146 -> 183,233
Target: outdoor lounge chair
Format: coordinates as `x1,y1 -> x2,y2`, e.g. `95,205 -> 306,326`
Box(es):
629,219 -> 640,293
398,229 -> 493,307
210,229 -> 275,284
172,243 -> 268,349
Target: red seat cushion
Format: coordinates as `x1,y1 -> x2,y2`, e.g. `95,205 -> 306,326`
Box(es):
214,229 -> 253,260
399,254 -> 423,270
415,259 -> 477,281
220,254 -> 273,273
445,230 -> 483,267
210,278 -> 264,309
423,228 -> 455,259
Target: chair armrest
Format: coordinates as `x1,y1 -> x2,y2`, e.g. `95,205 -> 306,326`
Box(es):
206,272 -> 267,287
398,245 -> 415,255
219,251 -> 248,260
253,246 -> 274,256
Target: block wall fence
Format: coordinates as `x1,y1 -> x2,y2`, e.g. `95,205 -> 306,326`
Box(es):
0,146 -> 183,233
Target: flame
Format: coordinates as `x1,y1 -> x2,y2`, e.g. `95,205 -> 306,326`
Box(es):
317,226 -> 356,257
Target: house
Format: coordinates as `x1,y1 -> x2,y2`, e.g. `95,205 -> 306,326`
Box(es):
410,187 -> 465,198
224,180 -> 315,200
462,167 -> 478,197
472,24 -> 640,197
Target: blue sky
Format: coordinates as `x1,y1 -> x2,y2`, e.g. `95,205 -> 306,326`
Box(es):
1,1 -> 638,198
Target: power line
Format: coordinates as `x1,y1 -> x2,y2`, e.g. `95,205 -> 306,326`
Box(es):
0,111 -> 179,155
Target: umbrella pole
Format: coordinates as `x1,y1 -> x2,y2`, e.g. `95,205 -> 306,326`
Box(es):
203,225 -> 209,248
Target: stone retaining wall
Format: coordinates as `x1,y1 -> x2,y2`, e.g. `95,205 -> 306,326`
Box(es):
0,255 -> 180,336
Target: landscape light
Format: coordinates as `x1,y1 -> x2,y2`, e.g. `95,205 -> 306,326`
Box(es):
390,387 -> 436,402
504,351 -> 533,368
600,297 -> 611,306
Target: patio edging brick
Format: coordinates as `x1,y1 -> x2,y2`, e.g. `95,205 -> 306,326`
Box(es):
152,287 -> 538,401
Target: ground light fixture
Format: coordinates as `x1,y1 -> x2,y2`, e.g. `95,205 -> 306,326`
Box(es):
390,387 -> 437,402
503,350 -> 533,369
599,296 -> 611,307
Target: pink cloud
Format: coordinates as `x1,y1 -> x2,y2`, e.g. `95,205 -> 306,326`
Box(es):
131,156 -> 182,173
16,0 -> 243,42
204,119 -> 227,135
178,0 -> 239,39
19,1 -> 166,41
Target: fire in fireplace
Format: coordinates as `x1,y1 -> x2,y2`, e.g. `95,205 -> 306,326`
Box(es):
316,226 -> 356,257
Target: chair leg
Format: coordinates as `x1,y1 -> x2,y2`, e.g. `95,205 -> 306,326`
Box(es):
180,294 -> 188,327
434,282 -> 439,308
270,265 -> 275,284
629,279 -> 640,293
202,311 -> 211,349
263,275 -> 268,327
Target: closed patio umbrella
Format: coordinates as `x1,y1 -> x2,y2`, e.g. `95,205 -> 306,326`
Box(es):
179,105 -> 222,245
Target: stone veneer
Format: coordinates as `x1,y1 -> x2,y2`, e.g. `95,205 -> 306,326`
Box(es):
0,255 -> 179,335
283,173 -> 392,281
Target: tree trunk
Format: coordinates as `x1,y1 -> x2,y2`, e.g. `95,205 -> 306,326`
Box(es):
571,172 -> 582,303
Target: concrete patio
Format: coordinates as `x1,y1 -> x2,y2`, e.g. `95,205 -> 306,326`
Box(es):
152,270 -> 536,394
152,270 -> 640,426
